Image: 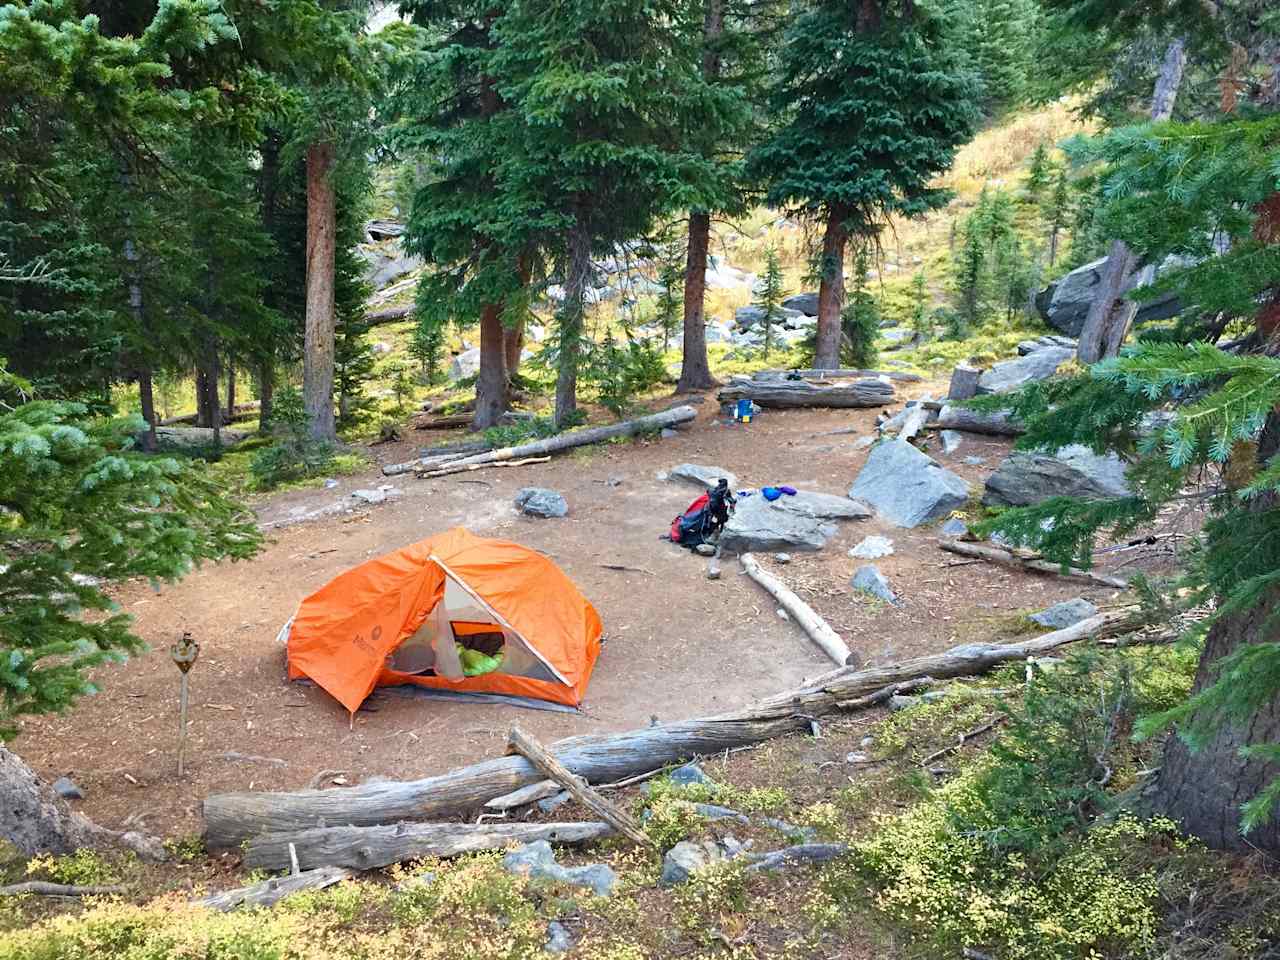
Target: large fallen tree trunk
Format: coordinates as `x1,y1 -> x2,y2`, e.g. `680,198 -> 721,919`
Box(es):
382,405 -> 697,477
933,404 -> 1024,436
752,369 -> 922,383
740,553 -> 855,666
412,414 -> 474,431
244,821 -> 614,872
366,304 -> 413,326
204,611 -> 1134,847
939,540 -> 1130,589
194,865 -> 353,911
718,377 -> 894,409
158,402 -> 260,427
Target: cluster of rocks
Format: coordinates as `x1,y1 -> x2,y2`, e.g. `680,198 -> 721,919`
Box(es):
1036,255 -> 1184,337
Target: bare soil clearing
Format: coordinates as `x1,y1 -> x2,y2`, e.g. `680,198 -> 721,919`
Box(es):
17,386 -> 1144,837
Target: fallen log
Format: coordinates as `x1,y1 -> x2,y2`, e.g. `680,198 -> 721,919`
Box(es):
898,405 -> 932,444
507,726 -> 652,847
382,405 -> 697,477
203,612 -> 1135,847
0,881 -> 124,897
413,414 -> 473,431
157,402 -> 260,427
933,404 -> 1024,436
244,821 -> 614,872
752,368 -> 923,383
193,866 -> 352,912
484,779 -> 561,811
740,554 -> 855,666
718,377 -> 894,409
367,304 -> 413,326
938,540 -> 1130,589
417,456 -> 549,479
744,843 -> 849,872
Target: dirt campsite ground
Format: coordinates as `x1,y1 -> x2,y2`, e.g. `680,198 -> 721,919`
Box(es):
16,384 -> 1149,839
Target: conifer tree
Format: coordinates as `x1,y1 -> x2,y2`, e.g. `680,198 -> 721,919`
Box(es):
1024,143 -> 1054,202
841,244 -> 881,368
748,0 -> 979,369
907,269 -> 932,342
753,246 -> 787,357
1043,165 -> 1072,267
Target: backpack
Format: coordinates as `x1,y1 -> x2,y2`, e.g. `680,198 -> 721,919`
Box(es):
669,479 -> 736,549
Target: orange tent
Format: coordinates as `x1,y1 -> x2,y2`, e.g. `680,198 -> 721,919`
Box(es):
282,528 -> 602,714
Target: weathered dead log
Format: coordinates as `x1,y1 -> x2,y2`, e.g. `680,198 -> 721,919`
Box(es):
938,540 -> 1130,589
194,866 -> 353,911
508,727 -> 652,847
382,405 -> 697,477
158,402 -> 260,427
934,404 -> 1024,436
366,304 -> 413,326
718,377 -> 894,409
752,368 -> 922,383
244,821 -> 614,872
0,881 -> 124,897
740,554 -> 854,666
484,779 -> 561,811
744,843 -> 849,872
417,456 -> 549,479
412,414 -> 473,431
898,405 -> 932,444
947,365 -> 982,401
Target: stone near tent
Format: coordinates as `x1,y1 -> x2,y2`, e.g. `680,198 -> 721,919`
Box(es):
503,840 -> 616,897
976,346 -> 1073,394
850,536 -> 894,560
849,439 -> 970,528
1031,598 -> 1099,630
782,291 -> 820,316
851,565 -> 897,604
545,921 -> 575,954
948,365 -> 981,401
777,491 -> 873,521
983,444 -> 1130,508
668,463 -> 738,490
660,840 -> 727,886
940,430 -> 963,455
449,347 -> 481,381
940,517 -> 970,538
515,487 -> 569,518
52,777 -> 84,801
719,495 -> 837,553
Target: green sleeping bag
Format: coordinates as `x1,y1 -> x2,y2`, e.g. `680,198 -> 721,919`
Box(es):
456,643 -> 504,677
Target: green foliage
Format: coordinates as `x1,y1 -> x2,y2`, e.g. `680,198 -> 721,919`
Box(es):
841,244 -> 881,368
653,250 -> 685,352
333,316 -> 377,431
906,269 -> 932,342
408,315 -> 446,384
583,332 -> 668,419
25,850 -> 121,887
1042,164 -> 1073,267
1023,142 -> 1054,200
752,246 -> 788,357
0,362 -> 260,737
249,385 -> 336,489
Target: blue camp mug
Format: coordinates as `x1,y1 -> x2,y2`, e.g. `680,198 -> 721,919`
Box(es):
736,398 -> 753,423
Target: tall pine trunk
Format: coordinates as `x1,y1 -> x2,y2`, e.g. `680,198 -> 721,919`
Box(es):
304,141 -> 337,443
136,369 -> 157,452
503,317 -> 525,381
675,0 -> 724,394
1077,38 -> 1186,364
1155,587 -> 1280,854
472,302 -> 508,431
677,211 -> 717,391
225,362 -> 236,419
814,205 -> 849,370
258,361 -> 274,432
554,215 -> 592,427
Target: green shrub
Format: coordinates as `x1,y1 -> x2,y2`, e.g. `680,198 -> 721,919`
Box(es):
24,849 -> 120,886
249,385 -> 336,489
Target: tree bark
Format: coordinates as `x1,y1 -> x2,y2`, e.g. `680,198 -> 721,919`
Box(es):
194,866 -> 352,912
717,376 -> 894,409
304,140 -> 337,442
136,368 -> 157,452
225,362 -> 236,420
554,213 -> 592,427
258,360 -> 274,432
195,346 -> 222,446
1077,38 -> 1187,364
503,315 -> 525,380
815,206 -> 850,370
677,211 -> 718,392
472,302 -> 509,431
1155,586 -> 1280,854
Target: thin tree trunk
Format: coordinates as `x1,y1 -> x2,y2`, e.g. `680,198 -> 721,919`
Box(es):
472,302 -> 508,431
554,214 -> 592,427
196,345 -> 222,447
677,212 -> 717,391
258,360 -> 275,432
1077,38 -> 1186,364
503,316 -> 525,380
137,368 -> 157,452
225,362 -> 235,420
304,140 -> 337,442
815,206 -> 849,370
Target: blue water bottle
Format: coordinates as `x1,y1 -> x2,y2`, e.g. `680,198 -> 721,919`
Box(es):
736,398 -> 753,423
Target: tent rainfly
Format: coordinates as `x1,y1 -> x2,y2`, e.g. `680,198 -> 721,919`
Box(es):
281,528 -> 602,714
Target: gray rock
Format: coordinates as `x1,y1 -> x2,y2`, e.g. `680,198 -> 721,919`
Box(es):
668,763 -> 716,788
694,803 -> 749,824
52,776 -> 84,800
963,456 -> 987,467
669,463 -> 738,490
1037,256 -> 1182,336
545,921 -> 574,954
695,543 -> 717,557
449,347 -> 482,381
537,791 -> 572,814
503,841 -> 616,897
889,694 -> 921,712
352,486 -> 401,505
660,428 -> 678,439
773,552 -> 792,564
976,346 -> 1073,394
849,535 -> 894,560
782,291 -> 820,316
849,440 -> 970,528
881,327 -> 913,347
760,818 -> 817,843
851,565 -> 897,604
940,430 -> 963,455
606,475 -> 624,487
734,305 -> 806,329
778,491 -> 874,521
515,487 -> 569,518
660,840 -> 726,887
705,321 -> 733,344
1030,598 -> 1099,629
940,517 -> 969,538
719,495 -> 837,553
983,444 -> 1130,507
363,242 -> 422,289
